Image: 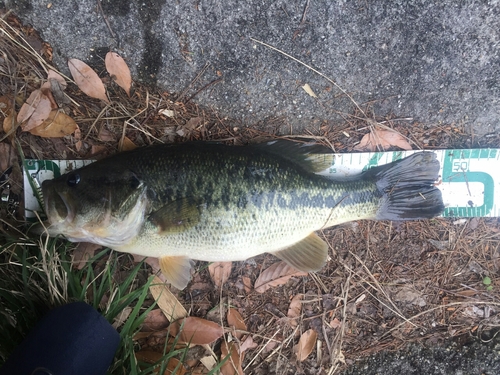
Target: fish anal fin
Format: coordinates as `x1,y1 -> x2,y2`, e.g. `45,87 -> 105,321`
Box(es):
273,233 -> 328,272
149,198 -> 201,234
159,255 -> 194,290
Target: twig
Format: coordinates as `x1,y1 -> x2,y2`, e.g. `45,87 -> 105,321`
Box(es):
250,37 -> 366,116
97,0 -> 119,46
177,61 -> 211,102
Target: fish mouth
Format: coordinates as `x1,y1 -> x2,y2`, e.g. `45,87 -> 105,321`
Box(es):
42,183 -> 75,224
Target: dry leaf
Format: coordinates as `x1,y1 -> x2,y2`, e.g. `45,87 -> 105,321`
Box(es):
165,357 -> 187,375
220,342 -> 243,375
135,351 -> 186,374
209,262 -> 232,288
159,109 -> 175,117
354,128 -> 412,151
74,125 -> 83,152
90,144 -> 107,156
200,356 -> 217,372
105,52 -> 132,96
29,110 -> 77,138
142,308 -> 170,332
98,127 -> 115,142
294,329 -> 317,362
3,111 -> 16,136
302,83 -> 317,98
112,306 -> 132,329
0,143 -> 15,172
262,339 -> 279,354
241,276 -> 252,294
185,117 -> 202,131
0,95 -> 13,117
149,275 -> 188,321
287,294 -> 303,327
17,90 -> 41,124
254,261 -> 308,293
68,58 -> 109,103
47,69 -> 67,89
169,317 -> 224,345
227,308 -> 246,339
18,90 -> 53,131
119,136 -> 137,151
135,350 -> 163,363
330,317 -> 341,329
240,335 -> 258,353
71,242 -> 101,270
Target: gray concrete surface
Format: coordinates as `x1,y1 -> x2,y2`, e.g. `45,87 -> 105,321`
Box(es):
340,337 -> 500,375
4,0 -> 500,138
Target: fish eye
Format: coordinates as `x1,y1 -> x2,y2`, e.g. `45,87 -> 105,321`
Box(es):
66,173 -> 80,187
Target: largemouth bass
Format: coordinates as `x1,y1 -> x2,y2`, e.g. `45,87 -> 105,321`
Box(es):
41,141 -> 444,289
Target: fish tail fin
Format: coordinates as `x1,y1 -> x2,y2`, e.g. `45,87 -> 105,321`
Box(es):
367,152 -> 444,220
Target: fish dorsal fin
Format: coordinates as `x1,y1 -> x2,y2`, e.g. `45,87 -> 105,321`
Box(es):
159,256 -> 194,290
253,140 -> 334,173
272,233 -> 329,272
149,198 -> 201,234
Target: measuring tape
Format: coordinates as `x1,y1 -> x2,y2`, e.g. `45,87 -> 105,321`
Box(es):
24,149 -> 500,219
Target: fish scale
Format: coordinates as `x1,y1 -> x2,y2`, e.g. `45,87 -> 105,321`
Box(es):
41,141 -> 443,289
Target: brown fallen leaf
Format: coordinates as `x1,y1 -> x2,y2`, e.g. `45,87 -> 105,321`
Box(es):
227,308 -> 246,339
3,111 -> 17,139
0,95 -> 13,117
29,110 -> 77,138
209,262 -> 232,288
105,52 -> 132,96
330,317 -> 341,329
47,69 -> 67,89
287,294 -> 303,327
68,58 -> 110,103
74,125 -> 83,152
1,96 -> 16,139
241,276 -> 252,294
302,83 -> 317,98
0,143 -> 15,173
294,329 -> 317,362
169,317 -> 224,345
71,242 -> 101,270
164,357 -> 187,375
98,127 -> 115,142
149,275 -> 188,322
254,261 -> 308,293
90,144 -> 107,156
119,136 -> 137,152
354,128 -> 412,151
220,341 -> 243,375
112,306 -> 132,329
135,351 -> 186,375
18,90 -> 53,131
142,308 -> 170,332
240,335 -> 258,353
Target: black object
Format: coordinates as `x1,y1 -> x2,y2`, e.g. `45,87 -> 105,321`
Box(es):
0,302 -> 120,375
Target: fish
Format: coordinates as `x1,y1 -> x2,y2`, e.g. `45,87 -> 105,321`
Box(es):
41,141 -> 444,289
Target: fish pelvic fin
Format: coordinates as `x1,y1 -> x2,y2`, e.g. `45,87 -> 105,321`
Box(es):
159,256 -> 194,290
367,152 -> 444,220
273,233 -> 328,272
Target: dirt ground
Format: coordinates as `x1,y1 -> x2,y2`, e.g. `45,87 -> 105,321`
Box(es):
1,10 -> 499,375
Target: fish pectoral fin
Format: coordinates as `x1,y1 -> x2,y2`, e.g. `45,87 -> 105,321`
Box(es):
149,198 -> 201,234
159,255 -> 194,290
272,233 -> 328,272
